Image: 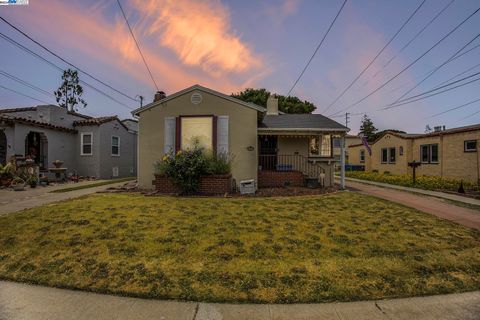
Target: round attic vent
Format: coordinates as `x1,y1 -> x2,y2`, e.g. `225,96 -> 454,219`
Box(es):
191,92 -> 203,105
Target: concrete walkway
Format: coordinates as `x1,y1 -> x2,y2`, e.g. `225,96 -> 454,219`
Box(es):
342,176 -> 480,206
0,180 -> 128,216
0,281 -> 479,320
344,179 -> 480,230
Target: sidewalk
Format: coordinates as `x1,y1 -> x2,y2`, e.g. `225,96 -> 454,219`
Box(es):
0,180 -> 128,216
0,281 -> 478,320
340,176 -> 480,206
342,179 -> 480,230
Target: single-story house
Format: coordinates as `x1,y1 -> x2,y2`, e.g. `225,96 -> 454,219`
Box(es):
132,85 -> 349,190
348,125 -> 480,183
0,104 -> 138,179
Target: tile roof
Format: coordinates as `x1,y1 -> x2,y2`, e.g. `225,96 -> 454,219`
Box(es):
0,107 -> 37,113
0,114 -> 77,133
73,116 -> 119,126
259,114 -> 349,131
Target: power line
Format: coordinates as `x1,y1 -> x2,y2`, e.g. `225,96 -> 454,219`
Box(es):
386,41 -> 480,94
329,6 -> 480,117
379,74 -> 480,110
116,0 -> 159,91
431,62 -> 480,90
0,32 -> 134,110
382,70 -> 480,108
458,108 -> 480,121
428,97 -> 480,118
0,16 -> 139,103
0,69 -> 53,97
386,32 -> 480,107
287,0 -> 347,96
379,0 -> 455,72
0,84 -> 51,105
322,0 -> 427,114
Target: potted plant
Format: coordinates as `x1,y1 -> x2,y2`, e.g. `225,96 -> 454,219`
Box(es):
27,177 -> 38,188
52,160 -> 64,168
11,177 -> 26,191
0,163 -> 13,187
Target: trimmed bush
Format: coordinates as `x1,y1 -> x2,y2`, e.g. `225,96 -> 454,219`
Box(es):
346,171 -> 476,192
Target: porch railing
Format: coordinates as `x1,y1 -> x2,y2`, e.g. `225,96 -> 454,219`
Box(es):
258,154 -> 325,178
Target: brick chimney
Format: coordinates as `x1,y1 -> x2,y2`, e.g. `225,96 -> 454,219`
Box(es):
266,95 -> 278,115
154,91 -> 166,102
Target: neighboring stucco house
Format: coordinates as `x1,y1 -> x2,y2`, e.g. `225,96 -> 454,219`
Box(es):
0,105 -> 137,179
348,125 -> 480,183
133,85 -> 349,190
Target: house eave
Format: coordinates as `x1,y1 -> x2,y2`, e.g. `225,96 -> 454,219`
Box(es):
132,84 -> 266,116
258,128 -> 349,135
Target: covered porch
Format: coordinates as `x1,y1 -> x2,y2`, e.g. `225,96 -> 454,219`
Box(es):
257,131 -> 343,188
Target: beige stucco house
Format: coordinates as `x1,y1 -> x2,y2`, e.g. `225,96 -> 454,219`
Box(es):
348,125 -> 480,183
133,85 -> 349,190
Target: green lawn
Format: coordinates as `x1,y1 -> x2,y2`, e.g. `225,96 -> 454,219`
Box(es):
0,192 -> 479,303
50,177 -> 135,193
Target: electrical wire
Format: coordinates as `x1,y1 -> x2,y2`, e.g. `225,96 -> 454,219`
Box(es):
0,84 -> 51,105
328,6 -> 480,117
116,0 -> 159,91
0,16 -> 139,102
287,0 -> 347,96
322,0 -> 427,114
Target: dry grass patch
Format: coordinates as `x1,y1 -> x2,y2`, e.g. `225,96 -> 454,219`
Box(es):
0,192 -> 479,303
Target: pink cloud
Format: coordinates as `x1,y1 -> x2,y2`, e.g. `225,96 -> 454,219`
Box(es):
130,0 -> 262,77
3,0 -> 265,98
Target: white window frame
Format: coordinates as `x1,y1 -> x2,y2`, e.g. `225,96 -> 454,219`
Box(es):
464,140 -> 477,152
80,132 -> 93,156
420,144 -> 439,164
360,150 -> 365,163
111,136 -> 120,156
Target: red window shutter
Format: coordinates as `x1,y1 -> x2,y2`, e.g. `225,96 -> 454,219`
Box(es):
175,117 -> 181,152
213,115 -> 218,155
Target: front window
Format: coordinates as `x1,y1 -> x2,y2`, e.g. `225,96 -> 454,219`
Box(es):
81,133 -> 92,155
320,135 -> 332,157
381,148 -> 388,163
464,140 -> 477,152
360,150 -> 365,163
420,144 -> 439,164
181,116 -> 213,150
111,136 -> 120,156
309,135 -> 332,157
309,136 -> 319,156
389,147 -> 396,163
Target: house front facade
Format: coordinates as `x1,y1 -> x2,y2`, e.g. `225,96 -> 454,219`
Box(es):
133,85 -> 349,190
0,105 -> 137,179
348,125 -> 480,183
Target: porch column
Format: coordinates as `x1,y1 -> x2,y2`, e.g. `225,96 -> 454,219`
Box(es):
340,134 -> 346,190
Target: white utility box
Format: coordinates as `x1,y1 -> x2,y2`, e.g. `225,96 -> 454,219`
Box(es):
239,179 -> 256,194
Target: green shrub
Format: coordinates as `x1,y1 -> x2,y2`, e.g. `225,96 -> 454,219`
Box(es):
205,152 -> 233,175
154,145 -> 233,194
346,171 -> 476,192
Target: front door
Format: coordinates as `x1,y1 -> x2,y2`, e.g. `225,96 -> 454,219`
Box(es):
259,135 -> 277,170
0,131 -> 6,165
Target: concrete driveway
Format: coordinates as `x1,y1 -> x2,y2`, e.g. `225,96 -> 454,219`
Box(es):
344,179 -> 480,230
0,281 -> 479,320
0,180 -> 128,216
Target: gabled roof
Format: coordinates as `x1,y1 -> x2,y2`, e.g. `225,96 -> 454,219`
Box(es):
358,124 -> 480,146
0,107 -> 37,113
73,116 -> 118,126
132,84 -> 266,116
73,116 -> 131,131
259,114 -> 349,132
0,114 -> 77,133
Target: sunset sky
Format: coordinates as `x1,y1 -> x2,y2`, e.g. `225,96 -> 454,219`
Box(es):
1,0 -> 479,133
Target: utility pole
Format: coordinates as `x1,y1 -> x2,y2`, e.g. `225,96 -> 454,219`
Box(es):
345,112 -> 350,128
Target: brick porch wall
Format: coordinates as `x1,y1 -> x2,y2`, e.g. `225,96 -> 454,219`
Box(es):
153,174 -> 232,194
258,170 -> 306,188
